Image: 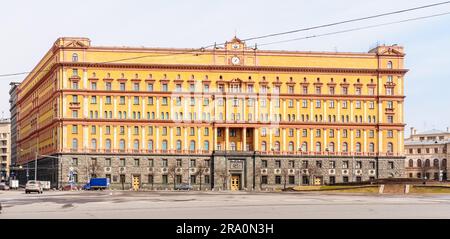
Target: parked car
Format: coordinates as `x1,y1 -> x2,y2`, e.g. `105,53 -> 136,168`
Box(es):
0,182 -> 10,190
175,183 -> 193,190
25,180 -> 43,194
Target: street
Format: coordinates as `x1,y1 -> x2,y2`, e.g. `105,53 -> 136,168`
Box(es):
1,190 -> 450,219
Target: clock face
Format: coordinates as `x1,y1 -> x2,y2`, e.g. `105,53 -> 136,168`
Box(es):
231,56 -> 240,65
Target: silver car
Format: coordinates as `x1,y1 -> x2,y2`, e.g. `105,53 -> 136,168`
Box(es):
0,182 -> 10,190
25,180 -> 43,194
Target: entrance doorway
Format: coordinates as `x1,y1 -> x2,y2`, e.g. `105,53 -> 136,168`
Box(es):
132,175 -> 140,191
231,175 -> 240,191
314,176 -> 322,185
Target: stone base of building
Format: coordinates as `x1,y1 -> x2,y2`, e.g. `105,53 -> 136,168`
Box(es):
16,152 -> 406,190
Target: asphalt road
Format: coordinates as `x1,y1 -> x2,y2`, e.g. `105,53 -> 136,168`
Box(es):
1,190 -> 449,219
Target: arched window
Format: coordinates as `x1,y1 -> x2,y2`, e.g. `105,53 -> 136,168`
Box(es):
119,139 -> 125,151
387,142 -> 393,153
105,139 -> 111,151
315,142 -> 321,152
387,61 -> 393,69
190,140 -> 196,151
204,141 -> 209,151
176,140 -> 182,150
356,143 -> 361,152
230,142 -> 236,151
342,142 -> 348,152
442,159 -> 447,168
261,141 -> 267,151
72,53 -> 78,62
301,142 -> 308,152
433,159 -> 439,168
417,159 -> 422,168
369,143 -> 375,153
147,140 -> 153,151
91,139 -> 97,150
133,139 -> 139,151
328,142 -> 335,152
72,139 -> 78,150
162,140 -> 168,150
408,159 -> 414,168
425,159 -> 431,167
274,141 -> 280,151
288,141 -> 294,152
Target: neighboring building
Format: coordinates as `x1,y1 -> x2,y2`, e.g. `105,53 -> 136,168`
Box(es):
9,82 -> 20,177
14,37 -> 406,190
0,119 -> 11,181
405,127 -> 449,181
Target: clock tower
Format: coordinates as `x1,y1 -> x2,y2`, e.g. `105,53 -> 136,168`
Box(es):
225,36 -> 247,66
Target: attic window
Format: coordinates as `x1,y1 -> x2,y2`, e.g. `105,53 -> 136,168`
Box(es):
72,53 -> 78,62
387,61 -> 393,69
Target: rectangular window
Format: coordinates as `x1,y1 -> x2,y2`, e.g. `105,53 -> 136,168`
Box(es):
119,96 -> 125,105
105,158 -> 111,167
120,83 -> 126,91
133,83 -> 140,91
343,161 -> 349,169
275,160 -> 281,168
356,161 -> 362,169
134,158 -> 140,167
275,176 -> 282,184
120,158 -> 126,167
105,96 -> 112,105
147,83 -> 153,91
162,84 -> 168,92
72,125 -> 78,134
91,82 -> 97,90
162,159 -> 168,167
72,158 -> 78,166
302,100 -> 308,108
329,161 -> 336,169
261,176 -> 268,184
148,159 -> 154,167
162,175 -> 168,184
262,160 -> 268,168
105,82 -> 112,91
289,176 -> 295,184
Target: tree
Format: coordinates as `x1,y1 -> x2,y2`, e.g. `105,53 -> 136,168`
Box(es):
419,164 -> 432,184
215,168 -> 229,190
167,164 -> 177,190
86,160 -> 101,181
306,162 -> 321,186
280,168 -> 289,190
195,162 -> 208,191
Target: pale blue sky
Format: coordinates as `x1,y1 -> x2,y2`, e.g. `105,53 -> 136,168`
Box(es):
0,0 -> 449,135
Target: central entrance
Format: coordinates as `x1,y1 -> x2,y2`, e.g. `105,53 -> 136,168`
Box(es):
132,175 -> 140,191
231,175 -> 240,191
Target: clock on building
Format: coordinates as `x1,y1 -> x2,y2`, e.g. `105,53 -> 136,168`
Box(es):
231,56 -> 240,65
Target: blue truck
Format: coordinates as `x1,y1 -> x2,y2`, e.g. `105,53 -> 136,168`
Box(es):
83,178 -> 110,190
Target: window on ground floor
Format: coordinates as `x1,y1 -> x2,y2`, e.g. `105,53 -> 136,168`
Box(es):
261,176 -> 268,184
288,176 -> 295,184
329,176 -> 336,184
343,176 -> 349,183
302,176 -> 309,185
162,175 -> 168,184
275,176 -> 281,184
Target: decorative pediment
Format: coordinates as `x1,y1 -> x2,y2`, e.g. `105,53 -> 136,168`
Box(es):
379,47 -> 404,56
64,40 -> 88,49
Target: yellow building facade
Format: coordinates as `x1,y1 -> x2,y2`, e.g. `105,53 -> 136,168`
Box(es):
14,37 -> 406,189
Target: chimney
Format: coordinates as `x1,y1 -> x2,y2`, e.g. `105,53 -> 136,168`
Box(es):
447,127 -> 449,132
410,127 -> 415,136
414,129 -> 417,135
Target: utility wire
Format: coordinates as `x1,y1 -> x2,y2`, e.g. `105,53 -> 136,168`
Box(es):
242,1 -> 450,42
0,1 -> 449,79
259,11 -> 450,46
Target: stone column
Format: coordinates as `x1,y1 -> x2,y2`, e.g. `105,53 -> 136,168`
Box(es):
225,127 -> 229,151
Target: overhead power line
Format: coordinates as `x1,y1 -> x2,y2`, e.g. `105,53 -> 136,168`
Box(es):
242,1 -> 450,42
259,11 -> 450,46
0,1 -> 449,79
